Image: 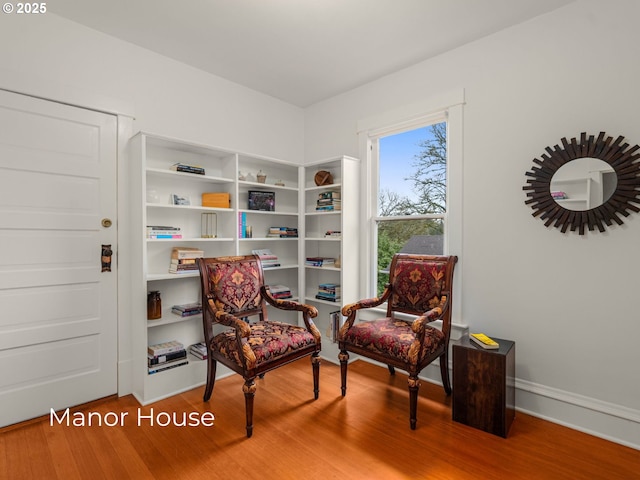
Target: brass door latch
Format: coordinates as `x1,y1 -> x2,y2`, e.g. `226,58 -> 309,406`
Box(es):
101,244 -> 113,272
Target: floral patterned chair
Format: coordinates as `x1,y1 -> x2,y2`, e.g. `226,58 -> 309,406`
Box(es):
197,255 -> 321,437
339,254 -> 458,429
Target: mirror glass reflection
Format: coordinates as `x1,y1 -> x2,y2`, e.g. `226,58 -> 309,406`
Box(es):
550,158 -> 617,211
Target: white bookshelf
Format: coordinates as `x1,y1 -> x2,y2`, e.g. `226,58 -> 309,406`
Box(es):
302,156 -> 360,361
129,132 -> 301,404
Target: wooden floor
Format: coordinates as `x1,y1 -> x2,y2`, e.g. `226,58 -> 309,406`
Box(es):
1,359 -> 638,480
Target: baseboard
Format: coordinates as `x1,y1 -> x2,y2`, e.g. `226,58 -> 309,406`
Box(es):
132,380 -> 210,406
417,362 -> 640,451
514,379 -> 640,450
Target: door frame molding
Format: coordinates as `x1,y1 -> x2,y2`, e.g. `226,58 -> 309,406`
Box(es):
1,72 -> 135,396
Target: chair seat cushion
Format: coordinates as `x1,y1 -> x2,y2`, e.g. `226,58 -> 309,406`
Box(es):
212,321 -> 317,369
342,317 -> 445,365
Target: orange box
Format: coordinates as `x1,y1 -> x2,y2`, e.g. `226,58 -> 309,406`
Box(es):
202,192 -> 231,208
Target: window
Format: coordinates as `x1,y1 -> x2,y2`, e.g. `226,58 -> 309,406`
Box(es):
374,121 -> 447,294
357,91 -> 463,301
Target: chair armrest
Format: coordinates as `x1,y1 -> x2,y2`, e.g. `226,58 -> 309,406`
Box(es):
204,298 -> 251,337
405,294 -> 451,365
342,285 -> 391,317
411,294 -> 449,332
340,285 -> 392,333
260,286 -> 318,317
204,298 -> 258,369
260,286 -> 321,343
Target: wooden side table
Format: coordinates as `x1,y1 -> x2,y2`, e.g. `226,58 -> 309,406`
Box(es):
452,337 -> 515,438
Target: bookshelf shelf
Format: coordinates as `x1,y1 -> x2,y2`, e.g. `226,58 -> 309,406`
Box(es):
146,167 -> 234,184
146,272 -> 199,281
147,313 -> 201,329
146,203 -> 233,213
146,237 -> 235,243
238,180 -> 298,192
238,209 -> 298,216
239,237 -> 299,242
305,265 -> 341,272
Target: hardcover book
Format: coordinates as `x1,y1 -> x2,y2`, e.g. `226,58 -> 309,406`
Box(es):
470,333 -> 499,349
171,162 -> 205,175
148,340 -> 184,357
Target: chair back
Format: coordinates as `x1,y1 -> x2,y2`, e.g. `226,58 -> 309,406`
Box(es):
198,256 -> 267,329
387,254 -> 457,333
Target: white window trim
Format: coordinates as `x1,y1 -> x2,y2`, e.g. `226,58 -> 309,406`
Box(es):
357,89 -> 464,325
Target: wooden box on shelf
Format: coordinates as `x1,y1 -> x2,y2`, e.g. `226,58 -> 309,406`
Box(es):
202,192 -> 231,208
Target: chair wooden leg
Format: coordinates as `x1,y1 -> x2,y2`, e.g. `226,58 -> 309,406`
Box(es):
408,376 -> 420,430
339,350 -> 349,396
311,353 -> 320,400
440,351 -> 452,395
243,378 -> 256,438
388,365 -> 396,375
203,358 -> 217,401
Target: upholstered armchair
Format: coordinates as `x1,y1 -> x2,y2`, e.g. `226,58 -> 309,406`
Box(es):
197,255 -> 321,437
339,254 -> 458,429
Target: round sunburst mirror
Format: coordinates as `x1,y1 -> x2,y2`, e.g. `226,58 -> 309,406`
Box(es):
523,132 -> 640,234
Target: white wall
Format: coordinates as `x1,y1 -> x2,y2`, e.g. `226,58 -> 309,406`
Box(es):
0,13 -> 304,161
304,0 -> 640,448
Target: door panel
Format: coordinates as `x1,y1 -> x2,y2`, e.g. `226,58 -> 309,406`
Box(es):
0,283 -> 99,349
0,89 -> 117,427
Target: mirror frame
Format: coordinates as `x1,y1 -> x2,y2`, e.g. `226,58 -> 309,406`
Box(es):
523,132 -> 640,234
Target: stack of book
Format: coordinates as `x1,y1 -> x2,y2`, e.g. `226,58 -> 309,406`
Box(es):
252,248 -> 280,268
171,162 -> 205,175
551,191 -> 568,199
267,284 -> 292,299
306,257 -> 335,267
316,191 -> 341,211
267,227 -> 298,238
316,283 -> 341,302
147,225 -> 182,239
189,342 -> 208,360
169,247 -> 204,274
148,340 -> 189,374
324,230 -> 342,239
329,310 -> 342,343
171,302 -> 202,317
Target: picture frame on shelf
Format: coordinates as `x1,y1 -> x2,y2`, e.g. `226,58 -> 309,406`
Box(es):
171,194 -> 191,206
248,190 -> 275,211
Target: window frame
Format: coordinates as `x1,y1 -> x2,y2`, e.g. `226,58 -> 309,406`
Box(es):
357,91 -> 464,321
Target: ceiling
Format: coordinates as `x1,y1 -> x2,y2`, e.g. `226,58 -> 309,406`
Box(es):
49,0 -> 574,107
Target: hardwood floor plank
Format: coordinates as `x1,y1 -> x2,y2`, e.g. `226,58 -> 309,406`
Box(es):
43,422 -> 84,480
0,359 -> 638,480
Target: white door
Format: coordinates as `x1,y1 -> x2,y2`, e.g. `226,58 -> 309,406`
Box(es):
0,90 -> 118,427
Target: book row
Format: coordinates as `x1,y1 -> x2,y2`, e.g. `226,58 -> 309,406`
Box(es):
147,341 -> 208,374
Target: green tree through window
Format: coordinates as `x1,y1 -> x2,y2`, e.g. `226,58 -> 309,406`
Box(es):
376,122 -> 446,294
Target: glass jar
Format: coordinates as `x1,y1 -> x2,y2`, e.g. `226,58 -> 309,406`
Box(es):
147,291 -> 162,320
